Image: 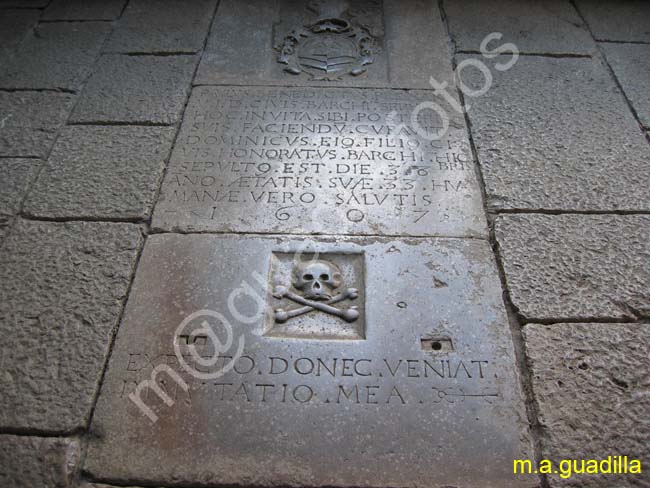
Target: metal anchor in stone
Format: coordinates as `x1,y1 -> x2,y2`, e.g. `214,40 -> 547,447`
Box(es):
273,260 -> 359,323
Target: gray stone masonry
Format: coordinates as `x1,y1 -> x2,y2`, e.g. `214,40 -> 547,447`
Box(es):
0,22 -> 110,91
524,323 -> 650,487
69,54 -> 197,125
104,0 -> 217,54
23,126 -> 176,220
0,220 -> 143,432
0,2 -> 648,487
0,435 -> 80,487
495,214 -> 650,321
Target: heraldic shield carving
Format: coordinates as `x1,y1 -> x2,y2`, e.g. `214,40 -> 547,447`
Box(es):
276,0 -> 382,80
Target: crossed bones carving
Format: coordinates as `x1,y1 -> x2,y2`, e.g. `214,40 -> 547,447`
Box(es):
273,260 -> 360,323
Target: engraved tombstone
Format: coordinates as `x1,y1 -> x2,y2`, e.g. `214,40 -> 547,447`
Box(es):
86,1 -> 532,486
86,236 -> 532,487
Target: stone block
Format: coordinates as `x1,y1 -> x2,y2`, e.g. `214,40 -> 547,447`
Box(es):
104,0 -> 216,53
0,22 -> 110,91
602,43 -> 650,129
0,91 -> 75,158
42,0 -> 127,20
524,323 -> 650,487
461,55 -> 650,211
69,54 -> 197,124
0,9 -> 39,48
85,233 -> 532,487
576,0 -> 650,43
0,158 -> 38,230
24,126 -> 175,220
495,214 -> 650,321
0,435 -> 80,488
0,220 -> 143,432
445,0 -> 595,55
152,86 -> 486,237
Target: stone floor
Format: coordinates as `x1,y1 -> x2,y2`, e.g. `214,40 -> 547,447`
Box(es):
0,1 -> 649,487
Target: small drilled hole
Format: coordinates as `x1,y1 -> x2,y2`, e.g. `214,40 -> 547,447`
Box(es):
431,341 -> 442,351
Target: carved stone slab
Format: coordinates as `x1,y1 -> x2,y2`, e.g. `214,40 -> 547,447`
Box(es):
86,234 -> 532,487
195,0 -> 454,89
152,86 -> 486,237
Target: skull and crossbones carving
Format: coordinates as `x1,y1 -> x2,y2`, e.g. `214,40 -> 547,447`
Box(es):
273,260 -> 359,323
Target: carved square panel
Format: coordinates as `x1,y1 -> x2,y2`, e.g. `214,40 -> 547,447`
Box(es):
195,0 -> 455,90
265,252 -> 366,340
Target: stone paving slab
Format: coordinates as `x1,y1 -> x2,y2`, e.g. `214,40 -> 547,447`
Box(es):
0,0 -> 49,7
86,233 -> 531,488
460,55 -> 650,212
42,0 -> 126,21
0,91 -> 75,158
445,0 -> 596,55
495,214 -> 650,322
104,0 -> 216,54
523,323 -> 650,487
0,22 -> 110,91
0,220 -> 143,432
0,435 -> 80,487
0,9 -> 39,49
81,484 -> 154,488
152,85 -> 486,237
69,54 -> 197,125
0,159 -> 38,237
601,43 -> 650,129
195,0 -> 454,89
576,0 -> 650,43
23,126 -> 176,220
0,220 -> 8,242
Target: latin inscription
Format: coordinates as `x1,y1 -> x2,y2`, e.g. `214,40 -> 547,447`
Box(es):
119,352 -> 496,406
153,87 -> 486,236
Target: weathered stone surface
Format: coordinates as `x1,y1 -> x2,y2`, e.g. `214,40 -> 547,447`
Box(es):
152,86 -> 486,237
81,484 -> 153,488
523,323 -> 650,487
80,485 -> 149,488
0,159 -> 35,242
0,220 -> 143,432
0,22 -> 109,91
576,0 -> 650,43
0,435 -> 80,487
23,126 -> 175,220
43,0 -> 127,20
69,54 -> 197,125
445,0 -> 595,55
0,159 -> 38,226
0,220 -> 9,242
0,9 -> 39,48
602,43 -> 650,129
0,0 -> 49,7
495,214 -> 650,321
195,0 -> 454,89
0,91 -> 75,158
461,55 -> 650,211
104,0 -> 216,54
86,233 -> 531,487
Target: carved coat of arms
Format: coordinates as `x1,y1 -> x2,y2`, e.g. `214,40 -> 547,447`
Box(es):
276,0 -> 381,80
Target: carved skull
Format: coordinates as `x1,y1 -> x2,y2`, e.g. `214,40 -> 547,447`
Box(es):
292,260 -> 343,300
